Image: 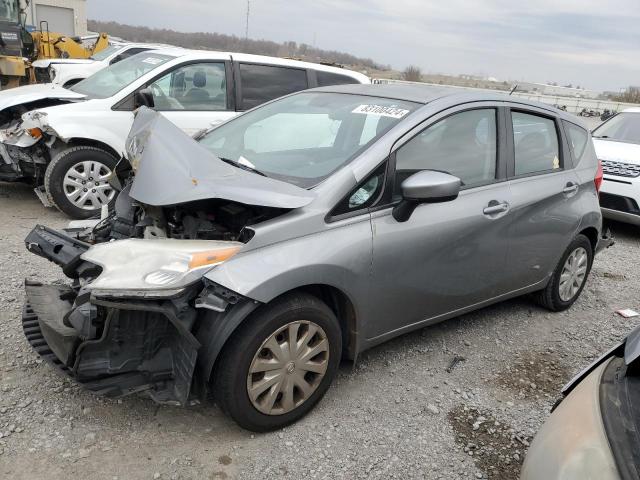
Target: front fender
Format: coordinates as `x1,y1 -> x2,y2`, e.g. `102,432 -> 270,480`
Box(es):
204,219 -> 373,343
25,109 -> 133,157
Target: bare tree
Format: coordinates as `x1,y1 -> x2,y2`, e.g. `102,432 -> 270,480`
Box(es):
88,20 -> 389,71
613,87 -> 640,104
403,65 -> 422,82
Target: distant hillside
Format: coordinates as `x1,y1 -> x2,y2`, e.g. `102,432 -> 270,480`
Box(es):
88,20 -> 389,72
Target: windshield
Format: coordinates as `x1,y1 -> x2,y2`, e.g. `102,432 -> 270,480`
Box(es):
89,44 -> 120,61
199,92 -> 419,188
0,0 -> 18,23
593,113 -> 640,145
70,53 -> 173,99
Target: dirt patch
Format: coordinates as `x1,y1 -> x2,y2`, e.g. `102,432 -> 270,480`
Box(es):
448,405 -> 530,480
494,351 -> 569,399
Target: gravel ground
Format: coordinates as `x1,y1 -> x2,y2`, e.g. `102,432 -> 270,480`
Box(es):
1,176 -> 639,480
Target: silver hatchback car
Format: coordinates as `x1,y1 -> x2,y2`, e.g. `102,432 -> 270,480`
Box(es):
23,85 -> 610,431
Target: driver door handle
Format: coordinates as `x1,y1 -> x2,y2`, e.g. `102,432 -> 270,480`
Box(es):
483,201 -> 510,216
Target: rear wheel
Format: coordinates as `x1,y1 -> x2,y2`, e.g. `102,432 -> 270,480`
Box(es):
535,234 -> 593,311
213,293 -> 342,432
44,146 -> 118,219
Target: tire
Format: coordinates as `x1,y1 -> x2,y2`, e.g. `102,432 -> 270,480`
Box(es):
44,146 -> 118,219
213,293 -> 342,432
535,234 -> 593,312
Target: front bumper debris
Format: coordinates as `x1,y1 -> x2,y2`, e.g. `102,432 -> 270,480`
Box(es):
21,225 -> 202,405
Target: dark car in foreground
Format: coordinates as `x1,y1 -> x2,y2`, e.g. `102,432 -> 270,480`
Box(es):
521,325 -> 640,480
22,85 -> 611,431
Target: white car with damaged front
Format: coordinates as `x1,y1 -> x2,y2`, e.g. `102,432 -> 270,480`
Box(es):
32,42 -> 170,88
593,108 -> 640,225
0,48 -> 369,218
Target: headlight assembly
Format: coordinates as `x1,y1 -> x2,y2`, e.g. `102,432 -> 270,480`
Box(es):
81,239 -> 242,297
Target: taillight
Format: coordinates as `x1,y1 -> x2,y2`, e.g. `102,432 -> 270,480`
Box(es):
594,159 -> 603,194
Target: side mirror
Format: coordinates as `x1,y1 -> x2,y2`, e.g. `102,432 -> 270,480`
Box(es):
392,170 -> 461,222
134,88 -> 155,109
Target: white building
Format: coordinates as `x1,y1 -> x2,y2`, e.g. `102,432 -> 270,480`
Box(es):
518,82 -> 601,99
23,0 -> 87,36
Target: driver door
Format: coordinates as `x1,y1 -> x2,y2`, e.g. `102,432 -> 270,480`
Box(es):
366,105 -> 513,341
147,61 -> 236,136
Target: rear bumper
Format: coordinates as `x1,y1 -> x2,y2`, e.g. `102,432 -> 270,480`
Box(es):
602,207 -> 640,226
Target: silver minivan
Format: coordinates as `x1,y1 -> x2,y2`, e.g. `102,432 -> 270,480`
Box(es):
23,85 -> 611,431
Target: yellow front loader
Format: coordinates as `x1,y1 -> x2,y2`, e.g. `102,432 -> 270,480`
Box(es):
0,0 -> 110,89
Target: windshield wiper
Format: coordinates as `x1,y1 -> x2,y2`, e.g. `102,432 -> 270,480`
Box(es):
593,135 -> 610,139
218,157 -> 267,177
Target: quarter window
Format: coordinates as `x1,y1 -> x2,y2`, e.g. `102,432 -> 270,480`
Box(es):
239,64 -> 308,110
512,112 -> 560,176
565,122 -> 589,162
316,70 -> 359,87
395,109 -> 497,193
148,62 -> 227,111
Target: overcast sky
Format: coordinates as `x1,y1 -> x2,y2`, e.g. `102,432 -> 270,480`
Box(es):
87,0 -> 640,92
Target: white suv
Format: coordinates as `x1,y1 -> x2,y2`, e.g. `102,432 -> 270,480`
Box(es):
32,42 -> 170,88
593,108 -> 640,225
0,48 -> 370,218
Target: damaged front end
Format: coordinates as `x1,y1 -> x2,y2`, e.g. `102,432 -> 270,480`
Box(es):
0,110 -> 55,184
23,225 -> 249,405
21,108 -> 315,405
0,85 -> 84,183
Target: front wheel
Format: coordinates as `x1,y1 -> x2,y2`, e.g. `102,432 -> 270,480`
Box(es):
44,146 -> 118,219
213,293 -> 342,432
535,234 -> 593,311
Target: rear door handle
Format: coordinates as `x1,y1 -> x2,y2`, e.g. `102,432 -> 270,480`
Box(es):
483,201 -> 510,216
563,182 -> 579,195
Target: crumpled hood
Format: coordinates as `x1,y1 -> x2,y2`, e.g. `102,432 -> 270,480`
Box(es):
594,138 -> 640,166
0,83 -> 85,112
127,107 -> 316,209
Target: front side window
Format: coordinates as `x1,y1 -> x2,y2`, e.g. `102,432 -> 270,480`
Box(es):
395,108 -> 497,194
239,64 -> 308,110
71,53 -> 173,99
316,71 -> 359,87
148,62 -> 227,111
199,92 -> 419,188
512,112 -> 560,176
593,113 -> 640,145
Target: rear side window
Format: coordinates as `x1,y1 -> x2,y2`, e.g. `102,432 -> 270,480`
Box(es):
239,64 -> 308,110
316,70 -> 359,87
395,108 -> 497,191
512,112 -> 560,176
565,123 -> 589,162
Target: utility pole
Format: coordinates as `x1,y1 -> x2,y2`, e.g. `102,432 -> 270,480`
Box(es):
245,0 -> 250,40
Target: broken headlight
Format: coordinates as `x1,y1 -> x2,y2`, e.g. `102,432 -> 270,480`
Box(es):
80,239 -> 242,297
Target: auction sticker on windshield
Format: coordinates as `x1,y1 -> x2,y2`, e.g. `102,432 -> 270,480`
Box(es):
352,105 -> 410,119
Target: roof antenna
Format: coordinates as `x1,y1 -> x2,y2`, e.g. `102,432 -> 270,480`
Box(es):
509,84 -> 519,96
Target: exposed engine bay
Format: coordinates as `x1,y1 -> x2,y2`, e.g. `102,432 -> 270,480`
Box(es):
79,183 -> 284,244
